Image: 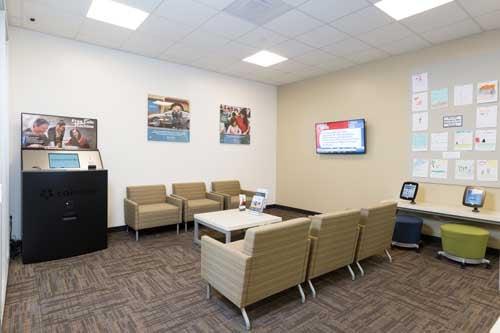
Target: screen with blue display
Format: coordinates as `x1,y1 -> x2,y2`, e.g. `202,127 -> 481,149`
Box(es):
464,188 -> 484,206
48,153 -> 80,169
315,119 -> 366,154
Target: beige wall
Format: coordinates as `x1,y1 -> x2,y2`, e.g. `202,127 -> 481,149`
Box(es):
277,30 -> 500,247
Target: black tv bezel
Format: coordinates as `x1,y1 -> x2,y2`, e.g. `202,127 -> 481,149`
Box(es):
462,186 -> 486,209
315,118 -> 367,155
21,112 -> 98,151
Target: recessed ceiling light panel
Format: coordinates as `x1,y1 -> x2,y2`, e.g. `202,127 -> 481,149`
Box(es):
87,0 -> 149,30
243,50 -> 288,67
375,0 -> 454,20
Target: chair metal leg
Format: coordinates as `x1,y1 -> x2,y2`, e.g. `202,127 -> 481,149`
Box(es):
206,284 -> 211,300
185,221 -> 188,232
347,264 -> 356,281
356,261 -> 364,276
241,308 -> 251,330
135,230 -> 139,241
298,284 -> 306,303
177,223 -> 179,235
307,280 -> 316,298
385,249 -> 393,263
126,225 -> 129,233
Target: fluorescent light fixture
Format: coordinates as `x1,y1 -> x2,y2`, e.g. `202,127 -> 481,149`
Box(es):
374,0 -> 454,20
87,0 -> 149,30
243,50 -> 288,67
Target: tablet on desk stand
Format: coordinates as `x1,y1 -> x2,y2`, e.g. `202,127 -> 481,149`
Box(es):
463,186 -> 485,213
400,182 -> 418,204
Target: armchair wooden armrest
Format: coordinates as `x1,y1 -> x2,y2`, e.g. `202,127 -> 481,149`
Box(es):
124,198 -> 139,229
206,192 -> 224,209
171,193 -> 188,202
201,236 -> 250,308
211,191 -> 231,209
166,195 -> 183,208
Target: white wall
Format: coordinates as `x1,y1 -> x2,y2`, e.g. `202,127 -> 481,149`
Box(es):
0,10 -> 10,324
9,28 -> 277,239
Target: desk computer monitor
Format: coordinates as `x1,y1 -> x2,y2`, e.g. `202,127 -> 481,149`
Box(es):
463,186 -> 485,213
400,182 -> 418,204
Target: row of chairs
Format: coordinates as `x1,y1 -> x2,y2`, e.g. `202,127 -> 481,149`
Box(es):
201,201 -> 398,330
124,180 -> 256,240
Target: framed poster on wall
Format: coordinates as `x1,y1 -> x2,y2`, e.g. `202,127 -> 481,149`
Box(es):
220,104 -> 251,144
21,113 -> 97,150
148,95 -> 190,143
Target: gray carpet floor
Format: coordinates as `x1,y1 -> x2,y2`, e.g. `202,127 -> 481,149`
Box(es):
3,208 -> 500,332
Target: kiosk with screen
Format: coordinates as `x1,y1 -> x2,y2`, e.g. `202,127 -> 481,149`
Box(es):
21,113 -> 107,264
462,186 -> 486,213
400,182 -> 419,204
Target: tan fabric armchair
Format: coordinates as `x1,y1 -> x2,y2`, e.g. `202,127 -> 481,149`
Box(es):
354,201 -> 397,276
171,182 -> 223,231
306,209 -> 361,297
211,180 -> 257,209
201,217 -> 311,330
124,185 -> 182,241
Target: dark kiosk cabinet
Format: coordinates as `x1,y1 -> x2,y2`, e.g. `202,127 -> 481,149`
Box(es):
22,170 -> 108,264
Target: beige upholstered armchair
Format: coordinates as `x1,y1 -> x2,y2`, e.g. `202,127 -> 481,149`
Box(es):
171,182 -> 223,231
306,209 -> 361,297
354,201 -> 397,276
201,218 -> 311,330
211,180 -> 257,209
124,185 -> 182,241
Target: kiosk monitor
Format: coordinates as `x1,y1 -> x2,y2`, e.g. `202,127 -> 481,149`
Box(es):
400,182 -> 418,204
48,153 -> 80,169
463,186 -> 486,213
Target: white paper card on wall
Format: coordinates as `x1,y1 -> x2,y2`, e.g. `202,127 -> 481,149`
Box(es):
443,151 -> 460,159
412,73 -> 428,93
412,112 -> 428,131
454,130 -> 473,151
476,105 -> 497,128
430,159 -> 448,179
412,133 -> 428,151
477,160 -> 498,181
474,129 -> 496,151
455,160 -> 474,180
430,132 -> 448,151
412,159 -> 429,178
477,80 -> 498,104
431,88 -> 448,109
412,92 -> 428,112
454,84 -> 473,106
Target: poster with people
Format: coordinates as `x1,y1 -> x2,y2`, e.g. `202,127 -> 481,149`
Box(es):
220,104 -> 251,144
21,113 -> 97,150
148,94 -> 190,143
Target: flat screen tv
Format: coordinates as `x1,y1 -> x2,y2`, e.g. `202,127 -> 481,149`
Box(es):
315,119 -> 366,154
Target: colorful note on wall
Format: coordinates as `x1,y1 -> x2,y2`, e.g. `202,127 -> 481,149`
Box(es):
454,130 -> 473,151
412,159 -> 429,178
412,92 -> 428,112
454,84 -> 473,106
474,129 -> 496,151
430,159 -> 448,179
430,132 -> 448,151
412,112 -> 428,131
455,160 -> 474,180
477,80 -> 498,104
412,133 -> 428,151
477,160 -> 498,181
431,88 -> 448,109
476,105 -> 498,128
412,72 -> 428,93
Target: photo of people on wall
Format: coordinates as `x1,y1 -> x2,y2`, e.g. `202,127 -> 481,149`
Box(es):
21,113 -> 97,150
220,104 -> 251,145
148,95 -> 190,143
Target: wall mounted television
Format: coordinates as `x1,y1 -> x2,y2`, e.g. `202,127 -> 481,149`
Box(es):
315,119 -> 366,154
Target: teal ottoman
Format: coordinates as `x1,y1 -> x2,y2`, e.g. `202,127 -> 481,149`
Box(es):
437,224 -> 490,268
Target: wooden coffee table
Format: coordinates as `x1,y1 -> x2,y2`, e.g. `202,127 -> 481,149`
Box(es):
193,209 -> 282,245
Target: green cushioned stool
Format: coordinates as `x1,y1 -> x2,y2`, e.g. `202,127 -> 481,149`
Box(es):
437,224 -> 490,268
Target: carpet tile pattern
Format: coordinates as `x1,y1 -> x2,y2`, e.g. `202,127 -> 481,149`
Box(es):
3,208 -> 500,332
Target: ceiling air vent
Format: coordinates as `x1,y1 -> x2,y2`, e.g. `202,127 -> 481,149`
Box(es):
224,0 -> 293,25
